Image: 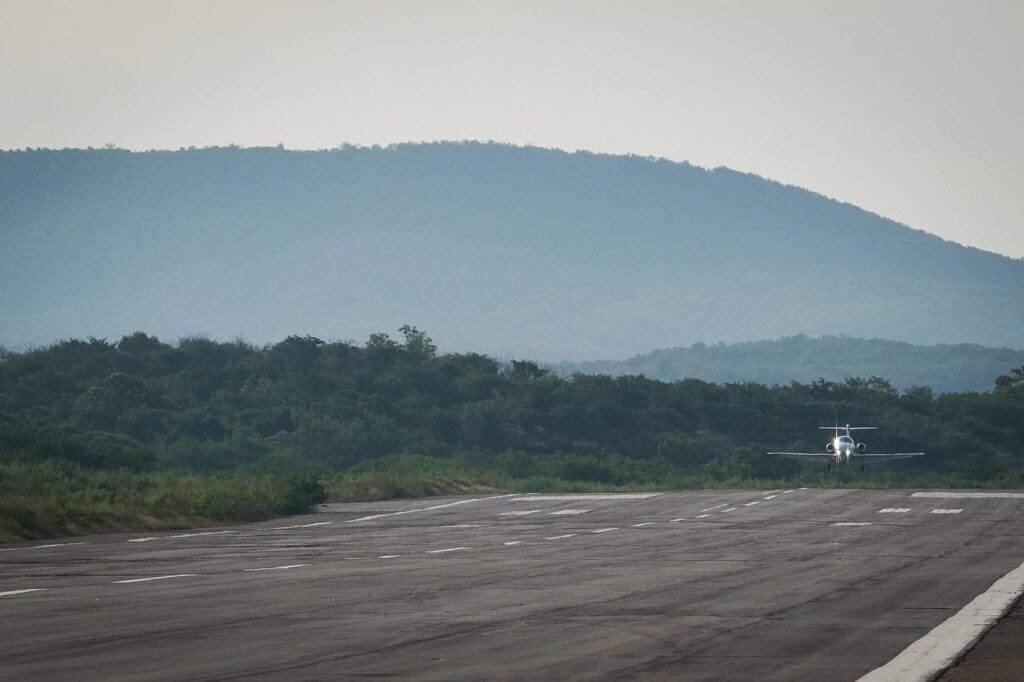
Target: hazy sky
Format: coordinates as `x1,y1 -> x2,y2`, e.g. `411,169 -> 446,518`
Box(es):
2,0 -> 1021,257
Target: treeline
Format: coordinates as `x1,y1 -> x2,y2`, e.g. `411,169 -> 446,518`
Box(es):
1,329 -> 1023,539
562,335 -> 1024,393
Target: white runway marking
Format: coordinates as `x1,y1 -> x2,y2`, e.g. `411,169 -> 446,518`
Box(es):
931,509 -> 963,514
859,558 -> 1024,682
503,541 -> 522,546
243,564 -> 308,572
128,537 -> 157,543
592,527 -> 618,533
113,574 -> 197,584
670,518 -> 685,522
700,504 -> 728,512
271,521 -> 332,530
550,509 -> 589,515
782,490 -> 795,494
378,555 -> 401,559
426,547 -> 467,554
763,495 -> 778,500
499,510 -> 541,516
832,522 -> 873,527
763,489 -> 782,494
0,542 -> 86,552
744,501 -> 761,506
696,514 -> 711,519
443,523 -> 489,528
169,531 -> 237,538
0,588 -> 47,598
631,522 -> 654,527
879,508 -> 911,514
722,507 -> 737,513
912,491 -> 1024,499
515,493 -> 660,501
545,534 -> 577,540
349,495 -> 516,522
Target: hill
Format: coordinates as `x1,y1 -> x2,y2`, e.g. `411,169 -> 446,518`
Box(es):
2,143 -> 1022,358
561,335 -> 1024,393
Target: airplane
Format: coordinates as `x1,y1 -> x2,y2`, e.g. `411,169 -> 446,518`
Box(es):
768,424 -> 924,470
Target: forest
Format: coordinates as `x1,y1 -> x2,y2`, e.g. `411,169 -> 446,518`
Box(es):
1,327 -> 1022,541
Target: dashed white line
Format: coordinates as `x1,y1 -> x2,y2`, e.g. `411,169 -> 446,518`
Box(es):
349,494 -> 517,522
442,524 -> 489,528
503,541 -> 523,546
763,495 -> 778,500
0,588 -> 47,598
696,514 -> 711,519
378,555 -> 401,559
782,490 -> 795,494
499,510 -> 541,516
744,501 -> 761,507
128,537 -> 158,543
592,528 -> 618,533
879,508 -> 911,514
832,522 -> 873,527
700,504 -> 729,513
931,509 -> 963,514
911,492 -> 1024,499
631,522 -> 655,528
271,522 -> 332,530
517,494 -> 659,500
113,574 -> 197,584
426,547 -> 468,554
550,509 -> 589,515
169,531 -> 237,539
670,518 -> 686,522
722,507 -> 737,513
545,534 -> 577,540
243,564 -> 308,572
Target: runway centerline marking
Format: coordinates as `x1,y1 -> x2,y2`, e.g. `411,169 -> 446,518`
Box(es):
378,555 -> 401,559
426,547 -> 468,554
592,528 -> 618,533
113,574 -> 198,584
879,508 -> 911,513
931,509 -> 963,514
271,521 -> 332,530
499,510 -> 541,516
128,537 -> 158,543
832,522 -> 873,526
631,522 -> 654,527
722,507 -> 737,513
503,541 -> 523,546
349,495 -> 516,522
0,542 -> 87,552
744,501 -> 761,506
700,504 -> 729,512
911,491 -> 1024,499
443,524 -> 489,528
550,509 -> 589,515
782,490 -> 795,494
545,534 -> 577,540
0,588 -> 47,598
243,564 -> 308,572
763,495 -> 778,500
859,558 -> 1024,682
170,531 -> 237,538
696,514 -> 711,519
670,518 -> 685,522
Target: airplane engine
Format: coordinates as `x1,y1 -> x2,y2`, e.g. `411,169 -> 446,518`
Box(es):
825,442 -> 834,453
857,443 -> 867,453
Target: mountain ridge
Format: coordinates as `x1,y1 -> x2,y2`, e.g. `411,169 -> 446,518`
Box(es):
2,142 -> 1022,359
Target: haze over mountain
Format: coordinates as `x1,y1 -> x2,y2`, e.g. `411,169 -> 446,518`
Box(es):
2,142 -> 1022,360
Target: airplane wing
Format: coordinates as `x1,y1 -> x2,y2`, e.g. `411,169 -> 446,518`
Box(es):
854,452 -> 925,461
767,452 -> 835,461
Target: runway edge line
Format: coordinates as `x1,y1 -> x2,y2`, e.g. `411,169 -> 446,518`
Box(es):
857,558 -> 1024,682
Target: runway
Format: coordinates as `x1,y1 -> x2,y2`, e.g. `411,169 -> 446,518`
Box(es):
2,488 -> 1024,681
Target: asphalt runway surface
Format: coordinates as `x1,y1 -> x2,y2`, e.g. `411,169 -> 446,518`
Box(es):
3,488 -> 1024,681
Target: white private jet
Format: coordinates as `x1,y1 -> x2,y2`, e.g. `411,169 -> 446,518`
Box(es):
768,424 -> 924,470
